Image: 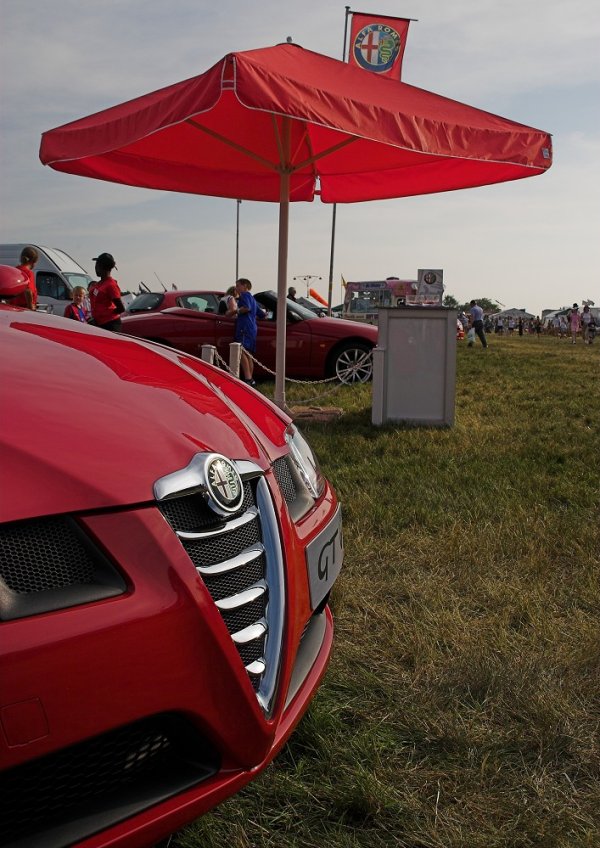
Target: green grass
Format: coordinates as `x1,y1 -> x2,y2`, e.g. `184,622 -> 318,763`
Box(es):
176,335 -> 600,848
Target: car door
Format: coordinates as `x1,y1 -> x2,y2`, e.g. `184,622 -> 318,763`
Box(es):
253,294 -> 313,377
123,308 -> 219,357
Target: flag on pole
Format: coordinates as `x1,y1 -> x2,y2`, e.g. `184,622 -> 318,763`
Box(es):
348,12 -> 411,80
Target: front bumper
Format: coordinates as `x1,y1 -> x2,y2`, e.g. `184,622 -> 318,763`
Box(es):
0,468 -> 339,848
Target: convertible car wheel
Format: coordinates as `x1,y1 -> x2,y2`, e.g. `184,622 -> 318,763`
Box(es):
330,342 -> 373,384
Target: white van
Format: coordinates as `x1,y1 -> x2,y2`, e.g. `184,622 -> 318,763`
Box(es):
0,244 -> 95,317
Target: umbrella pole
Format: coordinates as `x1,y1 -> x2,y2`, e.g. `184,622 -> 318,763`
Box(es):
274,120 -> 291,412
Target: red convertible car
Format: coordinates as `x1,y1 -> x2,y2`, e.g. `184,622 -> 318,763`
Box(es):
122,290 -> 378,383
0,267 -> 343,848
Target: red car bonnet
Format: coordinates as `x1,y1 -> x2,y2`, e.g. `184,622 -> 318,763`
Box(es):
0,310 -> 285,522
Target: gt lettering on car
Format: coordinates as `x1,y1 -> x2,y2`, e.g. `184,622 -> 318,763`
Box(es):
306,506 -> 344,609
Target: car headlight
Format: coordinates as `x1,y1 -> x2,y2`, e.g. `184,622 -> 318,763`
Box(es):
284,424 -> 324,499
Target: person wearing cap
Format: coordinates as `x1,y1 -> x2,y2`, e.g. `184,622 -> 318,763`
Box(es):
89,253 -> 125,331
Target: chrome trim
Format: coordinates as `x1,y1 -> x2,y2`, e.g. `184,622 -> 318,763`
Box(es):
196,544 -> 264,576
232,619 -> 267,644
154,453 -> 210,501
235,460 -> 265,481
154,452 -> 248,518
215,581 -> 266,611
254,475 -> 285,714
177,507 -> 259,540
156,454 -> 286,715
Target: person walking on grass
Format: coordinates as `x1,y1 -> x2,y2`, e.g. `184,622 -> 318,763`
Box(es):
569,303 -> 581,344
234,278 -> 265,386
581,305 -> 592,344
469,300 -> 488,348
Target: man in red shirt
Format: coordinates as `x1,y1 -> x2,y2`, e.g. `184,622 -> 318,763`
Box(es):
14,246 -> 39,309
89,253 -> 125,331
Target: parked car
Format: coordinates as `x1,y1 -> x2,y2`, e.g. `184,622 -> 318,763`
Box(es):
122,290 -> 378,383
0,268 -> 343,848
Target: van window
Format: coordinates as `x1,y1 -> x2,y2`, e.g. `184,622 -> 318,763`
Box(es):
36,273 -> 70,301
64,273 -> 92,289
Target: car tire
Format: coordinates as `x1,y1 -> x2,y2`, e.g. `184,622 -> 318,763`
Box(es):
328,341 -> 373,384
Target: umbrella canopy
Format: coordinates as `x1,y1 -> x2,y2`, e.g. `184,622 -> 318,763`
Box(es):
40,43 -> 552,407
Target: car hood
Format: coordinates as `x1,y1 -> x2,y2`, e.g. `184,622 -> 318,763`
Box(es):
304,314 -> 379,341
1,309 -> 288,523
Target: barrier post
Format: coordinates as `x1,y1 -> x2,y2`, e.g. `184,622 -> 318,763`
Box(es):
229,342 -> 242,378
200,345 -> 215,365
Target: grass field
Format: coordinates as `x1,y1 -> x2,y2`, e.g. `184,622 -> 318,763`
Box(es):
176,335 -> 599,848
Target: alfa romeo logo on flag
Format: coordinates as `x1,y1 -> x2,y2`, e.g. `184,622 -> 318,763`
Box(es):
353,24 -> 402,73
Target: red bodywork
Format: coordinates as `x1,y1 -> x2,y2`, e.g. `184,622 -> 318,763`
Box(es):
122,289 -> 378,380
0,305 -> 342,847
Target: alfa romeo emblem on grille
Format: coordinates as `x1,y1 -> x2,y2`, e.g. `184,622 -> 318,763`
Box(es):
205,455 -> 243,513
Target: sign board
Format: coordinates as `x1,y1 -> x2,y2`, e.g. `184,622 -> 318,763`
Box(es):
416,269 -> 444,305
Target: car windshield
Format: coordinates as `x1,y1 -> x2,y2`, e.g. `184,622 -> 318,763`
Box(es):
256,291 -> 317,321
128,293 -> 164,312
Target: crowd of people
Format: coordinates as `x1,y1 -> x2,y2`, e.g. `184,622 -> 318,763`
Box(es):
460,302 -> 596,347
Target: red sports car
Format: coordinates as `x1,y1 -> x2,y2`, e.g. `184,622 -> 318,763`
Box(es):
122,289 -> 378,383
0,267 -> 343,848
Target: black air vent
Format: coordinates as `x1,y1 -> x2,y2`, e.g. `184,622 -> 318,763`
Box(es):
0,517 -> 126,620
0,713 -> 219,848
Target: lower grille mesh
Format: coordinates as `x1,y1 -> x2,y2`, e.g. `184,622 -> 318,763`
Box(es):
0,714 -> 219,847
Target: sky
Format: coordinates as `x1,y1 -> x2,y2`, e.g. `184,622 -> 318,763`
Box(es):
1,0 -> 599,316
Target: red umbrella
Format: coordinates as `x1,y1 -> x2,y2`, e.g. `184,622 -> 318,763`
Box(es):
40,43 -> 552,407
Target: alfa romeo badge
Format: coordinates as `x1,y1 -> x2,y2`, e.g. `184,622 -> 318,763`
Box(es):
205,455 -> 244,513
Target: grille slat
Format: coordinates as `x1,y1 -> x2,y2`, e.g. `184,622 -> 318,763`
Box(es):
159,472 -> 269,698
156,456 -> 285,713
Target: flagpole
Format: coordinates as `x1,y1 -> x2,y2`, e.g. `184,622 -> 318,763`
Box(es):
235,199 -> 241,280
327,5 -> 352,316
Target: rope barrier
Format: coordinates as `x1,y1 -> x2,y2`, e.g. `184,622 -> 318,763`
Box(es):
212,346 -> 372,408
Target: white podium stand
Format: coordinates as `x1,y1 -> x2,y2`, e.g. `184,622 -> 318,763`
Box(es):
372,307 -> 457,427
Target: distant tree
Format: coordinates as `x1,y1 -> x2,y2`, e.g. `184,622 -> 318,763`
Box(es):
443,294 -> 459,309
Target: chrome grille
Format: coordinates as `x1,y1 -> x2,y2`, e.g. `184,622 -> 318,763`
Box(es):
155,456 -> 285,713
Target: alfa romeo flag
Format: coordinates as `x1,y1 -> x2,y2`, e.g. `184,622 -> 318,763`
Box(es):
348,12 -> 411,79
